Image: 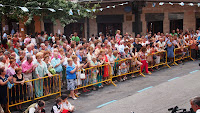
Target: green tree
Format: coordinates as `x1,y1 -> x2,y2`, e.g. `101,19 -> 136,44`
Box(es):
0,0 -> 100,26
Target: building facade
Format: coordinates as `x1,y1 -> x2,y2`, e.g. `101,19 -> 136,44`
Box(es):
1,0 -> 200,39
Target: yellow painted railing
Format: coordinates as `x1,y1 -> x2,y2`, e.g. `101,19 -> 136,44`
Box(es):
7,74 -> 61,113
173,46 -> 194,65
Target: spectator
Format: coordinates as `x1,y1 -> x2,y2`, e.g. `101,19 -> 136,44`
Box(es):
61,94 -> 75,112
34,52 -> 52,97
66,58 -> 78,100
190,97 -> 200,113
51,98 -> 62,113
24,100 -> 45,113
22,55 -> 36,98
13,67 -> 25,111
139,47 -> 151,75
71,32 -> 80,43
0,67 -> 13,112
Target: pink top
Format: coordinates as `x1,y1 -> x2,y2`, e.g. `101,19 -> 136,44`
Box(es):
115,34 -> 120,42
24,37 -> 31,44
6,67 -> 16,76
22,61 -> 33,73
51,55 -> 61,60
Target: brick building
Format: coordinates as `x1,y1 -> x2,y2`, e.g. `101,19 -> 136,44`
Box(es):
1,0 -> 200,39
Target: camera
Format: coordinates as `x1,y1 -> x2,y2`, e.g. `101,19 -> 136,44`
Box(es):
168,106 -> 194,113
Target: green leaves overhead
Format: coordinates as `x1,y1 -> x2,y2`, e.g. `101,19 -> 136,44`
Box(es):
0,0 -> 100,25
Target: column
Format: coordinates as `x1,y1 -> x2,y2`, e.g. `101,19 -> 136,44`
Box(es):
34,16 -> 41,33
183,10 -> 195,31
53,20 -> 64,35
141,13 -> 146,35
163,12 -> 170,34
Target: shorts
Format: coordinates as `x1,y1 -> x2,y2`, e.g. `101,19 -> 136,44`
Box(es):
67,79 -> 77,91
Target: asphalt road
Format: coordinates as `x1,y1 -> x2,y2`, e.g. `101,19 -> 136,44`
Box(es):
11,60 -> 200,113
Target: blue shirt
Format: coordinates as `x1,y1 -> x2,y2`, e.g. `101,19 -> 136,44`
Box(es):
66,65 -> 76,79
197,36 -> 200,43
51,58 -> 63,73
78,55 -> 82,62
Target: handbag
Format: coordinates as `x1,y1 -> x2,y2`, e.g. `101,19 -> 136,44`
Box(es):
80,69 -> 86,79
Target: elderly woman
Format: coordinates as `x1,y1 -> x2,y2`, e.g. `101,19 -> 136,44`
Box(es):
34,52 -> 52,97
66,58 -> 78,100
0,67 -> 13,112
13,67 -> 25,111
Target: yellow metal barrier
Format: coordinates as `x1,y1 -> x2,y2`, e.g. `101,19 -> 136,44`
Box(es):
147,50 -> 171,69
173,46 -> 194,65
75,64 -> 116,90
7,74 -> 61,113
112,58 -> 145,78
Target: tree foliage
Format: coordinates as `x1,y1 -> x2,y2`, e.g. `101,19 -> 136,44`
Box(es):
0,0 -> 100,26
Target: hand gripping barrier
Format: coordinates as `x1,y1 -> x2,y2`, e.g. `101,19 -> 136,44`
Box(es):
75,64 -> 117,91
112,58 -> 145,78
147,50 -> 171,69
173,46 -> 194,65
7,74 -> 61,113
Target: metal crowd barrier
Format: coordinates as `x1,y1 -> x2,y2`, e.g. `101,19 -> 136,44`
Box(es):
75,64 -> 116,91
147,50 -> 171,69
173,46 -> 194,65
112,58 -> 145,78
7,74 -> 61,113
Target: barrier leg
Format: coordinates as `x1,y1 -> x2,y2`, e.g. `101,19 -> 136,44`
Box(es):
109,65 -> 117,87
110,79 -> 117,87
166,63 -> 171,68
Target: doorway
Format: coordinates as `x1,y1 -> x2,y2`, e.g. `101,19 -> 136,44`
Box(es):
170,19 -> 183,33
97,23 -> 122,36
44,23 -> 54,35
64,23 -> 85,39
147,21 -> 163,34
26,20 -> 35,35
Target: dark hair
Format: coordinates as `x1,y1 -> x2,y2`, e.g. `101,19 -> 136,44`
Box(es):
61,94 -> 68,100
132,48 -> 136,53
38,100 -> 45,107
82,57 -> 87,62
192,97 -> 200,106
0,67 -> 4,75
55,98 -> 62,104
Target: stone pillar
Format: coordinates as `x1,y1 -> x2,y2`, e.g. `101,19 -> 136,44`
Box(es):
19,17 -> 28,39
33,16 -> 41,33
141,13 -> 146,35
163,12 -> 170,34
183,10 -> 195,31
19,20 -> 25,39
89,18 -> 97,37
53,20 -> 64,35
41,20 -> 44,32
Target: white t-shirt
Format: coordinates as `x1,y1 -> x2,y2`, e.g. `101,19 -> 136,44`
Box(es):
197,109 -> 200,113
29,104 -> 41,113
118,44 -> 125,53
62,101 -> 73,111
31,38 -> 37,46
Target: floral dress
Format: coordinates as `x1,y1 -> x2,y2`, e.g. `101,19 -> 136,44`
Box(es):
91,60 -> 98,84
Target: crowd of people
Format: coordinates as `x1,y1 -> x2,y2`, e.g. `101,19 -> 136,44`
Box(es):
0,28 -> 200,112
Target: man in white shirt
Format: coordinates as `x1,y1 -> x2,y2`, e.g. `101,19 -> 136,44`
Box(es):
190,97 -> 200,113
24,100 -> 45,113
118,40 -> 125,54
